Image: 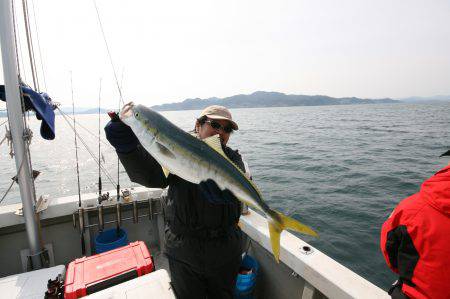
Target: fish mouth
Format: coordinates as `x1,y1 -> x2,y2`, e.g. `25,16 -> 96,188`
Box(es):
120,102 -> 135,122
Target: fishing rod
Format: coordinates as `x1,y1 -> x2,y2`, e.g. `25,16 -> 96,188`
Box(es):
70,72 -> 85,255
57,109 -> 117,186
116,69 -> 124,203
93,0 -> 125,209
98,79 -> 102,201
97,79 -> 110,211
92,0 -> 124,107
56,109 -> 113,149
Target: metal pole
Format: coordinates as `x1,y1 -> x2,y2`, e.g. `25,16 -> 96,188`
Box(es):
0,0 -> 44,270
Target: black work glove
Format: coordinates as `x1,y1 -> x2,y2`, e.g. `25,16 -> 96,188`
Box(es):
104,113 -> 139,154
199,179 -> 237,205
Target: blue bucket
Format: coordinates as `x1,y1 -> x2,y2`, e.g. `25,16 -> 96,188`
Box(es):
235,255 -> 259,299
94,228 -> 129,254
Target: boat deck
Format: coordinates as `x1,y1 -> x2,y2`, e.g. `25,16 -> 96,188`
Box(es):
152,247 -> 170,273
0,187 -> 389,299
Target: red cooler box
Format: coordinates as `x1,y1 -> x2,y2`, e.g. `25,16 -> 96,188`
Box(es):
64,241 -> 154,299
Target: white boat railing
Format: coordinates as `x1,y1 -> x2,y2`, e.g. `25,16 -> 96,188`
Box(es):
240,209 -> 388,299
0,187 -> 388,298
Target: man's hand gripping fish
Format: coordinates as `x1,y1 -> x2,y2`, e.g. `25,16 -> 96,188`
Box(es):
120,102 -> 318,262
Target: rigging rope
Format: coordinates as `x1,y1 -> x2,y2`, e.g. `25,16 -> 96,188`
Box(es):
5,0 -> 47,205
12,0 -> 28,83
11,0 -> 22,77
30,0 -> 47,91
0,150 -> 28,205
21,0 -> 40,91
0,181 -> 15,206
13,0 -> 40,200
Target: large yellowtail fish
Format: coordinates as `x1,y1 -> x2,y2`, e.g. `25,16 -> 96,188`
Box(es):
121,103 -> 317,262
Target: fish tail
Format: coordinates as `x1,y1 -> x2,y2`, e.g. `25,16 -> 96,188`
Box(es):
268,210 -> 318,263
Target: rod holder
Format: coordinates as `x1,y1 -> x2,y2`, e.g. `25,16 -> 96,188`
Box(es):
72,213 -> 77,228
72,198 -> 160,230
133,201 -> 138,223
78,207 -> 84,232
98,205 -> 104,231
148,198 -> 153,220
116,203 -> 121,227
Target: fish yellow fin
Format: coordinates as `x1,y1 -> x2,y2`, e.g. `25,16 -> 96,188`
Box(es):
277,212 -> 318,238
268,211 -> 318,263
203,135 -> 263,197
268,220 -> 282,263
162,166 -> 170,178
202,134 -> 246,180
203,135 -> 227,157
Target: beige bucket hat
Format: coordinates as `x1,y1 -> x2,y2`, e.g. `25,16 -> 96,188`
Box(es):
199,105 -> 238,130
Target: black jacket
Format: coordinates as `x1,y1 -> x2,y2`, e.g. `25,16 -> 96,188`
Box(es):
118,145 -> 245,270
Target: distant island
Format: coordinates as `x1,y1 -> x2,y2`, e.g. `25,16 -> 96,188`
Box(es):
2,92 -> 449,117
151,91 -> 397,111
397,95 -> 450,104
0,107 -> 109,117
58,107 -> 110,115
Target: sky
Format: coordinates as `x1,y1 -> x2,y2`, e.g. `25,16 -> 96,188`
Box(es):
1,0 -> 450,108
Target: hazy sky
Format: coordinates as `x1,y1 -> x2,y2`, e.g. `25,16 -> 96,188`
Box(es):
1,0 -> 449,108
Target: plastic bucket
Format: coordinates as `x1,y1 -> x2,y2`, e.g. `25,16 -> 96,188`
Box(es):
235,255 -> 259,299
94,228 -> 129,254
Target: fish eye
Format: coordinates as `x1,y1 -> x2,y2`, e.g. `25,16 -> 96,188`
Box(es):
135,112 -> 139,117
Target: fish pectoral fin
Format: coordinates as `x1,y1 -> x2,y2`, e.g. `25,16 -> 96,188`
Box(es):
202,135 -> 263,197
156,142 -> 176,159
155,142 -> 174,178
203,135 -> 226,157
161,166 -> 170,178
268,211 -> 318,263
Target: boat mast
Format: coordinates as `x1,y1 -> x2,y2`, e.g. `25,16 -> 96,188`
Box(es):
0,0 -> 45,270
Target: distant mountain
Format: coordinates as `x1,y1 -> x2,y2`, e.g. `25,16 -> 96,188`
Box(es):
151,91 -> 398,111
58,107 -> 110,115
0,107 -> 110,117
398,95 -> 450,104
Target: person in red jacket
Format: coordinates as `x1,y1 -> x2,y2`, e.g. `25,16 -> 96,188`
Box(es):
380,153 -> 450,299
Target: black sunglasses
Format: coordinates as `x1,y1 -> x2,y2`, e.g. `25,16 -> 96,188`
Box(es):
205,119 -> 234,133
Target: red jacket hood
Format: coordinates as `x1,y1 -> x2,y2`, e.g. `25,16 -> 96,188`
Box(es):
420,165 -> 450,216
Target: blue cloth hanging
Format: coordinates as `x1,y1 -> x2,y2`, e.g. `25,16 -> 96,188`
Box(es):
0,85 -> 56,140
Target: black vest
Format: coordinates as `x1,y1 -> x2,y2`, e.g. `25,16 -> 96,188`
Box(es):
163,146 -> 245,236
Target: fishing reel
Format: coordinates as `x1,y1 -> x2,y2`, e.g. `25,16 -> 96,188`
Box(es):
98,192 -> 110,205
44,274 -> 64,299
122,189 -> 132,203
108,111 -> 120,122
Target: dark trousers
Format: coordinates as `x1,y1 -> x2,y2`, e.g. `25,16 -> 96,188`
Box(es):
168,255 -> 241,299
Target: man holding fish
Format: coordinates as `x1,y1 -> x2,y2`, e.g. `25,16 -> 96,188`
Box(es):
105,103 -> 316,299
106,105 -> 249,298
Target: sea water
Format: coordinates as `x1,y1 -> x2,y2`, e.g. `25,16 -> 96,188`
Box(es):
1,102 -> 449,289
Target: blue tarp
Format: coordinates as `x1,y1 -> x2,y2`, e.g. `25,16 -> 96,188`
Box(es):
0,85 -> 56,140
